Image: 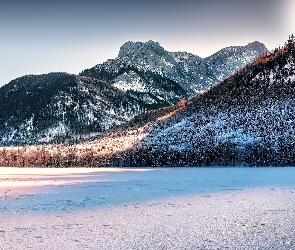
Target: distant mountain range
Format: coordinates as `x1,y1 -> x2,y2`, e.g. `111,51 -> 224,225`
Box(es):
0,40 -> 267,146
81,40 -> 267,107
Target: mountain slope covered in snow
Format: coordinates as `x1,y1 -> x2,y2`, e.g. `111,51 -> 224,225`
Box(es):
0,73 -> 143,145
0,40 -> 267,146
121,37 -> 295,166
1,37 -> 294,167
80,40 -> 267,108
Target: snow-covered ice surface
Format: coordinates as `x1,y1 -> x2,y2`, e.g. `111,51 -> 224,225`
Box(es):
0,167 -> 295,249
1,167 -> 295,213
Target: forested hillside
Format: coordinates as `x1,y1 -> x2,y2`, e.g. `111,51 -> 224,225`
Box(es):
0,36 -> 293,167
124,35 -> 295,166
0,40 -> 266,146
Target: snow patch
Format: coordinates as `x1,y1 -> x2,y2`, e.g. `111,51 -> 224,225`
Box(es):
113,71 -> 147,92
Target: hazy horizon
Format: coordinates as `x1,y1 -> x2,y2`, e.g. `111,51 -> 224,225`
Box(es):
1,0 -> 294,86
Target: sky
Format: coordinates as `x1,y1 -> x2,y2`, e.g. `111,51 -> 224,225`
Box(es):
0,0 -> 294,87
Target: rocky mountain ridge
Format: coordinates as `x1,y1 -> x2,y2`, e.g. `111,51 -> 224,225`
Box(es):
122,36 -> 295,166
81,40 -> 267,106
0,40 -> 267,146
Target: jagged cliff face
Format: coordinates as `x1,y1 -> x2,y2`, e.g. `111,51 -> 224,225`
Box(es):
81,40 -> 268,107
0,40 -> 267,146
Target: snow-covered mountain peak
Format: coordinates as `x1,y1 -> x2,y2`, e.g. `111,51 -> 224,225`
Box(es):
118,41 -> 142,58
203,41 -> 268,81
246,41 -> 268,52
80,39 -> 267,113
118,40 -> 165,59
205,42 -> 268,62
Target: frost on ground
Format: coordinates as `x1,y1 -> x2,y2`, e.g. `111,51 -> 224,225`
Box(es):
0,189 -> 294,250
1,167 -> 295,250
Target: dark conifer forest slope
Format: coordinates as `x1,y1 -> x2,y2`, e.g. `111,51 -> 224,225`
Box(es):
0,40 -> 266,146
0,73 -> 143,145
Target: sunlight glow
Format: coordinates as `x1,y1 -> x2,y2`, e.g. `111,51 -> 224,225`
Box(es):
0,167 -> 162,191
287,0 -> 295,33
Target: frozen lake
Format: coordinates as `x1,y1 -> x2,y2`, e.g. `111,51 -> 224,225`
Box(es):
1,167 -> 295,213
1,167 -> 295,249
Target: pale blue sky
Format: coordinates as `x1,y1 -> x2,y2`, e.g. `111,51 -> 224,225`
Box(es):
0,0 -> 293,86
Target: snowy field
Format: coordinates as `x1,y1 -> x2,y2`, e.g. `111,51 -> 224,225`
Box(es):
0,167 -> 295,249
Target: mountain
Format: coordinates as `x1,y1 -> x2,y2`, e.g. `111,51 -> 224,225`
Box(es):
121,37 -> 295,167
0,73 -> 143,145
1,36 -> 294,167
80,40 -> 267,108
0,40 -> 267,146
204,41 -> 268,81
